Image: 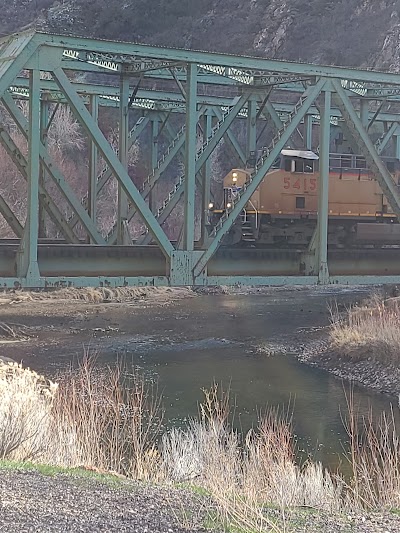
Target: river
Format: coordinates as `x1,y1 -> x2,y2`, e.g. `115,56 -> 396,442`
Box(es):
6,286 -> 391,472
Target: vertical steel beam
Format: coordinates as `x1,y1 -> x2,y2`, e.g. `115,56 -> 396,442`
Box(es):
18,69 -> 41,281
201,111 -> 213,244
117,74 -> 130,244
149,117 -> 159,213
39,97 -> 49,237
396,134 -> 400,160
360,99 -> 369,129
88,95 -> 98,234
317,86 -> 331,284
182,63 -> 198,251
246,97 -> 257,165
304,114 -> 313,149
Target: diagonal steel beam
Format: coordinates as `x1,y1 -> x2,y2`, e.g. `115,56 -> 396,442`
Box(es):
0,33 -> 39,100
262,100 -> 303,148
68,113 -> 151,231
0,192 -> 23,238
193,79 -> 326,277
0,124 -> 79,243
2,92 -> 105,244
51,67 -> 174,257
140,93 -> 251,245
212,107 -> 246,165
107,108 -> 207,245
375,121 -> 398,155
331,78 -> 400,219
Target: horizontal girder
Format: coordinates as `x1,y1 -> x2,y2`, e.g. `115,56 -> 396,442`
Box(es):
32,32 -> 400,86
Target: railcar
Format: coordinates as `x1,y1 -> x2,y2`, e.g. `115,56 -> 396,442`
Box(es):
210,150 -> 400,247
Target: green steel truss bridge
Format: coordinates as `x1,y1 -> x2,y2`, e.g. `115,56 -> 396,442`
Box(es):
2,30 -> 400,287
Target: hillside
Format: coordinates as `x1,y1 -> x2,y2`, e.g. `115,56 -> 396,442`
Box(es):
1,0 -> 400,70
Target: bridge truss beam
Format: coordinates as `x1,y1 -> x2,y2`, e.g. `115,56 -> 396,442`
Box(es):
0,31 -> 400,286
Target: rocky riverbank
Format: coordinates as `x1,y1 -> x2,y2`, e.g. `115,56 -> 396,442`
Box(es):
298,338 -> 400,398
0,466 -> 212,533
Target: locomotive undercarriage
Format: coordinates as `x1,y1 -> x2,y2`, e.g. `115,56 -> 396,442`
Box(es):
217,213 -> 400,249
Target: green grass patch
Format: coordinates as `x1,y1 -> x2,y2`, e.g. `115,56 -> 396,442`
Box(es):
176,481 -> 211,497
0,460 -> 128,487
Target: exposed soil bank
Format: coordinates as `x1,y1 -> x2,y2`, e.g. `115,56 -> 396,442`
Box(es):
298,338 -> 400,398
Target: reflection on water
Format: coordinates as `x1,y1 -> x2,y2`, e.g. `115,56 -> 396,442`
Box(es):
110,292 -> 396,470
30,290 -> 396,471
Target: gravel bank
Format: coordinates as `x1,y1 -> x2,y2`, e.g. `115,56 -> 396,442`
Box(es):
0,469 -> 212,533
1,467 -> 400,532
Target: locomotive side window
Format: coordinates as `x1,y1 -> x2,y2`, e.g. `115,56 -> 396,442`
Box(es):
294,159 -> 314,173
296,197 -> 305,209
284,158 -> 292,171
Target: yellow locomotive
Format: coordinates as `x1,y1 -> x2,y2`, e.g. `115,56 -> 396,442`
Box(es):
212,150 -> 400,247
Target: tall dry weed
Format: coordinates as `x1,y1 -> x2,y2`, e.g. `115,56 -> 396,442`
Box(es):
52,356 -> 164,479
0,362 -> 58,461
162,386 -> 342,532
330,294 -> 400,364
343,388 -> 400,509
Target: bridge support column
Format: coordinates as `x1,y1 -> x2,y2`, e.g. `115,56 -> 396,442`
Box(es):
246,97 -> 257,166
201,111 -> 212,245
182,63 -> 197,251
317,84 -> 331,284
88,95 -> 98,237
304,114 -> 313,150
360,99 -> 369,129
17,69 -> 41,283
395,132 -> 400,160
39,97 -> 49,238
117,74 -> 131,245
169,250 -> 204,286
149,117 -> 159,213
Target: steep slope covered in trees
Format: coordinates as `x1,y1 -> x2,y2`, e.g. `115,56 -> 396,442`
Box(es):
0,0 -> 400,70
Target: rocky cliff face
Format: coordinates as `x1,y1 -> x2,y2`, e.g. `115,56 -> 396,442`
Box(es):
1,0 -> 400,71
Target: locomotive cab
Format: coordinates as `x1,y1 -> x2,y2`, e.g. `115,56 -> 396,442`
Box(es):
280,149 -> 319,174
220,149 -> 320,213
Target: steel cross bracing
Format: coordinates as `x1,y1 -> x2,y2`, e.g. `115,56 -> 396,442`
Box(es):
1,31 -> 400,286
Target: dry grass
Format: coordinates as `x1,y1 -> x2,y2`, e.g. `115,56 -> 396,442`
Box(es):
3,362 -> 400,531
330,293 -> 400,364
343,388 -> 400,510
0,286 -> 194,305
161,387 -> 342,532
0,361 -> 58,461
0,357 -> 163,478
